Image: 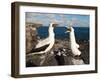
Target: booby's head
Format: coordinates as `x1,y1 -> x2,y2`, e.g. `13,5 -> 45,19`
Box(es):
50,22 -> 58,28
65,25 -> 74,33
49,22 -> 58,32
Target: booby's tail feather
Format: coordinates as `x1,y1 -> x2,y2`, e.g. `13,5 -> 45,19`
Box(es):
75,43 -> 79,48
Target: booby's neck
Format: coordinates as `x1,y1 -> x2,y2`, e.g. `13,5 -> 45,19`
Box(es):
48,24 -> 55,38
69,27 -> 76,44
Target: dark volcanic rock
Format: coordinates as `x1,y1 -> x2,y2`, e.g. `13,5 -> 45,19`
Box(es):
26,35 -> 89,67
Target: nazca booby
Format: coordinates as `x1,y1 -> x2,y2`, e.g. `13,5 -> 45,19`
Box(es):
27,23 -> 56,56
66,25 -> 81,56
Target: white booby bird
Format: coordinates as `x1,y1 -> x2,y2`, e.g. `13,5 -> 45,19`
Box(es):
27,23 -> 56,56
66,25 -> 81,56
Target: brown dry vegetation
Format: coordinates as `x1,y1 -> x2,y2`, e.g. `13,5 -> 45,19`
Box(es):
26,23 -> 42,53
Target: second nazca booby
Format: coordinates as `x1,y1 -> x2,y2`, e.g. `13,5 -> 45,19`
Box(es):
65,25 -> 81,56
27,23 -> 57,56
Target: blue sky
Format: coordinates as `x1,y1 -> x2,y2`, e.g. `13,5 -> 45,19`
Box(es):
26,12 -> 90,27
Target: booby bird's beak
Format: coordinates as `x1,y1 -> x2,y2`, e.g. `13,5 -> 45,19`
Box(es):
52,24 -> 58,27
65,27 -> 71,33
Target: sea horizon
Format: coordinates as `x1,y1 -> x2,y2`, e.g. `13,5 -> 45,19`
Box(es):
37,26 -> 89,40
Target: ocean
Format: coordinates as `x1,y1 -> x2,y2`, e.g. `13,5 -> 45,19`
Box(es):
37,26 -> 89,40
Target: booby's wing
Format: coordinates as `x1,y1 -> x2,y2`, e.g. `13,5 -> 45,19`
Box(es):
28,44 -> 50,54
35,37 -> 50,48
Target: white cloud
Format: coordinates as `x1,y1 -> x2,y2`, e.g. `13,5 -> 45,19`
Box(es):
26,12 -> 89,27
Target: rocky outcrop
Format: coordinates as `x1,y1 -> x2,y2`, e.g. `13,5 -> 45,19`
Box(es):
26,39 -> 89,67
26,23 -> 42,53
